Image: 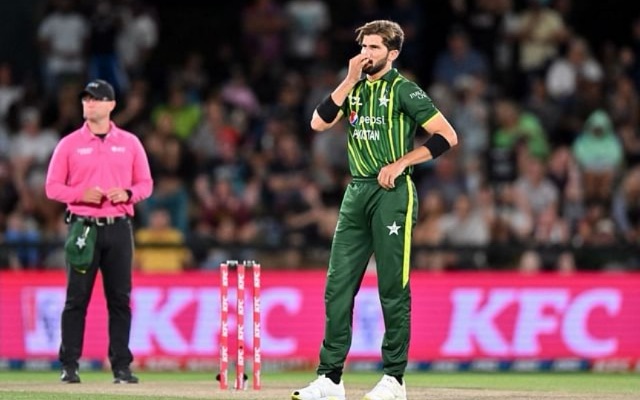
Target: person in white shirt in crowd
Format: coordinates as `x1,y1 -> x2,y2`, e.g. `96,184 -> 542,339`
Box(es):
37,0 -> 89,97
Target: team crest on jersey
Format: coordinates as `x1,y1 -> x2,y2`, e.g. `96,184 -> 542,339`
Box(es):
349,111 -> 359,126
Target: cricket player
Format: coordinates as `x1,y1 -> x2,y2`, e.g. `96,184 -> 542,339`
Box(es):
292,19 -> 458,400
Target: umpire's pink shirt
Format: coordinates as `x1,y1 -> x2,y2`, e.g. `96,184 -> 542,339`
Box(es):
45,121 -> 153,217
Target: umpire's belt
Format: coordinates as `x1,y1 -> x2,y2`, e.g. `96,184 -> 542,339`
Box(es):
69,214 -> 129,226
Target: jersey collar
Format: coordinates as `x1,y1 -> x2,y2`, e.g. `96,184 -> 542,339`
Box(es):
81,121 -> 121,141
362,68 -> 399,85
380,68 -> 400,83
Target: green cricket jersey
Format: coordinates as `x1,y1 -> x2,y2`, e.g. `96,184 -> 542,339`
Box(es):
341,68 -> 439,178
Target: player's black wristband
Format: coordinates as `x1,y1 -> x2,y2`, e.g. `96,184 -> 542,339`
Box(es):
316,94 -> 340,123
423,133 -> 451,159
125,189 -> 132,201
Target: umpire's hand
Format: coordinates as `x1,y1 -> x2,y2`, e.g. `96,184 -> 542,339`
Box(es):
82,186 -> 104,204
107,188 -> 129,203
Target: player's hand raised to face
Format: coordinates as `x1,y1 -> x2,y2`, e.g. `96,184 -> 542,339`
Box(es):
346,54 -> 369,83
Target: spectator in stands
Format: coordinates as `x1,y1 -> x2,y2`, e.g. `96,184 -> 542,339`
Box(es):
134,207 -> 191,273
533,205 -> 570,246
192,174 -> 257,242
546,36 -> 603,104
9,107 -> 59,219
241,0 -> 289,65
512,0 -> 568,82
514,156 -> 559,217
572,109 -> 623,203
189,96 -> 240,166
450,74 -> 490,162
416,153 -> 467,207
284,0 -> 331,70
440,193 -> 491,269
495,183 -> 534,241
264,133 -> 309,217
151,83 -> 202,141
555,250 -> 577,274
433,26 -> 489,87
141,124 -> 193,235
3,210 -> 41,269
220,68 -> 262,118
518,249 -> 543,274
37,0 -> 89,98
87,0 -> 129,97
116,0 -> 158,79
282,180 -> 328,249
574,200 -> 615,246
546,146 -> 580,203
413,190 -> 446,271
492,97 -> 550,160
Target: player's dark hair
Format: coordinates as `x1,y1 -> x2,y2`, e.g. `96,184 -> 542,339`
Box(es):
355,20 -> 404,52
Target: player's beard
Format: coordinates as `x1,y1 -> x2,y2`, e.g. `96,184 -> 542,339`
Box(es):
363,56 -> 388,76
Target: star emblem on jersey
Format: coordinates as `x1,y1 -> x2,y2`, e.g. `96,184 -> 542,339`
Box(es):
75,236 -> 87,249
349,94 -> 362,107
386,221 -> 401,235
378,93 -> 389,107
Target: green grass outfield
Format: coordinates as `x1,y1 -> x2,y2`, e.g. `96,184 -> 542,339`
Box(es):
0,370 -> 638,400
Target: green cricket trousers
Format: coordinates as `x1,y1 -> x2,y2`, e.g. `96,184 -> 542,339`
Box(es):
317,175 -> 418,377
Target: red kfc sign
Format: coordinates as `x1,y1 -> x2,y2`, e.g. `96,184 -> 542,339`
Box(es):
1,271 -> 639,363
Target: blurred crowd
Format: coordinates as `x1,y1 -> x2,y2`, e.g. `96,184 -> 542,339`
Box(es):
0,0 -> 639,272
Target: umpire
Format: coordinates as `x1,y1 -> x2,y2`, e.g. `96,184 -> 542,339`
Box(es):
45,79 -> 153,383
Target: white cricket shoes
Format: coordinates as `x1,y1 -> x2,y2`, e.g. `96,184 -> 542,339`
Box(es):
363,374 -> 407,400
291,374 -> 346,400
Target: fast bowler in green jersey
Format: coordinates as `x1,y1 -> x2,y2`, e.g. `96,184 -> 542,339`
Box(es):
292,20 -> 458,400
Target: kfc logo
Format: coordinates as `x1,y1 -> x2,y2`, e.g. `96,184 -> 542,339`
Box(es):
442,288 -> 622,358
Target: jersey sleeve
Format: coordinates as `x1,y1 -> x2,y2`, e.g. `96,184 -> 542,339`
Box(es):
398,81 -> 439,126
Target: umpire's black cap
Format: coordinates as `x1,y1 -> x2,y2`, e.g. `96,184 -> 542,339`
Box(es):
79,79 -> 115,101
